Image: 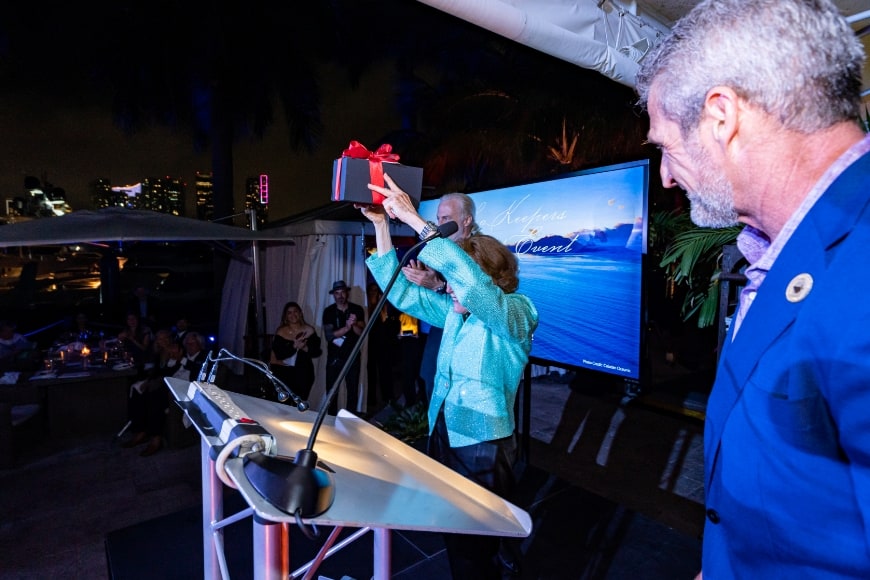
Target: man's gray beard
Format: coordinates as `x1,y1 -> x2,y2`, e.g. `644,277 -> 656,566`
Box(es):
685,143 -> 739,228
687,189 -> 739,228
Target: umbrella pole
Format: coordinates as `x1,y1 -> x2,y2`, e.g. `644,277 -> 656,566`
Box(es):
249,209 -> 265,360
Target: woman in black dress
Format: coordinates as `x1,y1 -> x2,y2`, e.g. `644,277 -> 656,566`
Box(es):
269,302 -> 322,403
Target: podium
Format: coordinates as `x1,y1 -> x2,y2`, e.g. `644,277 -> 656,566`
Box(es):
165,377 -> 532,579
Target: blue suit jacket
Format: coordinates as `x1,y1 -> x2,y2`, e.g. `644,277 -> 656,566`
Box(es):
703,150 -> 870,578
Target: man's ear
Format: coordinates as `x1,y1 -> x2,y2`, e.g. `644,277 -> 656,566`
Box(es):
703,85 -> 739,149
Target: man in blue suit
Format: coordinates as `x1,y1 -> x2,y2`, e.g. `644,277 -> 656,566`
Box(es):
636,0 -> 869,577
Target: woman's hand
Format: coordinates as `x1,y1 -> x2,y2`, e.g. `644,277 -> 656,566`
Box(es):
359,173 -> 428,256
367,174 -> 427,232
356,201 -> 388,225
402,259 -> 442,290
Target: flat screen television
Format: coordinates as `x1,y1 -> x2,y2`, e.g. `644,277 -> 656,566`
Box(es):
418,159 -> 649,381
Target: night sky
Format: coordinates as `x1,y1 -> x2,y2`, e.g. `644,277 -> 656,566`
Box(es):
0,62 -> 399,221
0,0 -> 645,222
0,2 -> 434,221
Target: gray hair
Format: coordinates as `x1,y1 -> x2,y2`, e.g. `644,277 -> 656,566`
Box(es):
636,0 -> 865,136
439,192 -> 481,235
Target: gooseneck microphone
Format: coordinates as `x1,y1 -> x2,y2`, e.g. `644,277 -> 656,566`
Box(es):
245,220 -> 459,521
199,350 -> 310,411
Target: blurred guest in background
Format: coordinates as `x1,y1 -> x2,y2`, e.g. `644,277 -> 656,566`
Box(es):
57,312 -> 100,346
123,329 -> 182,457
127,285 -> 159,328
118,312 -> 153,372
0,320 -> 35,372
322,281 -> 365,415
269,302 -> 322,403
365,282 -> 400,410
172,317 -> 190,345
173,332 -> 207,383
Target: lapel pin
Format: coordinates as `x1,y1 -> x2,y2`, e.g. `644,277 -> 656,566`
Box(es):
785,273 -> 813,303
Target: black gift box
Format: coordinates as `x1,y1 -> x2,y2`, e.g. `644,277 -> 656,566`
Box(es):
331,157 -> 423,206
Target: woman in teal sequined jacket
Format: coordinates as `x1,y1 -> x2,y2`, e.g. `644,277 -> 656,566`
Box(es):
360,174 -> 538,578
367,237 -> 538,447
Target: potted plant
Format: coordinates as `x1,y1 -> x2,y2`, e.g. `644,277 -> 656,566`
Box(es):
378,401 -> 429,450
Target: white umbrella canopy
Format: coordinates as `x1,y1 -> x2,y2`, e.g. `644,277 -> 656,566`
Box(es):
0,207 -> 294,247
416,0 -> 870,97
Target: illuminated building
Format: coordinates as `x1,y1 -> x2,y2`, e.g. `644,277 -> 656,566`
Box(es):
244,174 -> 269,227
194,171 -> 215,221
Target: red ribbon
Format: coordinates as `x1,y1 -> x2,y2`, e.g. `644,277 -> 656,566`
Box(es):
337,140 -> 400,204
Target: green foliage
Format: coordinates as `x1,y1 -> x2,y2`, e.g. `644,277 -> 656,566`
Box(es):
861,105 -> 870,134
655,212 -> 742,328
659,226 -> 743,286
649,209 -> 694,255
380,401 -> 429,444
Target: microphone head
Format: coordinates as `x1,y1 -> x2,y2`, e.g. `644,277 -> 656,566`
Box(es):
297,401 -> 310,412
437,221 -> 458,239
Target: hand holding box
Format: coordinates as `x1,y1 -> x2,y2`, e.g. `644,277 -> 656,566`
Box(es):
331,140 -> 423,206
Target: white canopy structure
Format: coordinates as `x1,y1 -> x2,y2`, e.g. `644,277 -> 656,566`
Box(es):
0,207 -> 295,247
415,0 -> 870,97
217,216 -> 415,411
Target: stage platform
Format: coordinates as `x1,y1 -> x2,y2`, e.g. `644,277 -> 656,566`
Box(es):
2,372 -> 706,579
104,464 -> 701,580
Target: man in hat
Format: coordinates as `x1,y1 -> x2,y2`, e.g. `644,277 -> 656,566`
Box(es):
321,280 -> 366,415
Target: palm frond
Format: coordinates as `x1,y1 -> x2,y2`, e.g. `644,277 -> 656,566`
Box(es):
656,222 -> 743,328
660,226 -> 742,283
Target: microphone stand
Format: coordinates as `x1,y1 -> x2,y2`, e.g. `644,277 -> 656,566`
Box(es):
256,220 -> 458,520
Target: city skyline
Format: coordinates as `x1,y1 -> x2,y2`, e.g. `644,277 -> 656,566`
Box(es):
0,79 -> 358,223
8,2 -> 749,230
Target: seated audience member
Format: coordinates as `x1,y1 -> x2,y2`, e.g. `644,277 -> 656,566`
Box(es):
172,317 -> 190,344
0,320 -> 35,372
269,302 -> 322,403
57,312 -> 100,346
124,330 -> 208,456
118,312 -> 153,372
173,331 -> 208,383
123,329 -> 182,457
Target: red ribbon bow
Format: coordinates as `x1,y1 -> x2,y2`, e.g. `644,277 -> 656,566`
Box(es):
339,141 -> 400,204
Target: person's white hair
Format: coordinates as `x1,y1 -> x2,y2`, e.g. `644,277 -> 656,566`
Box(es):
636,0 -> 865,136
440,192 -> 481,236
